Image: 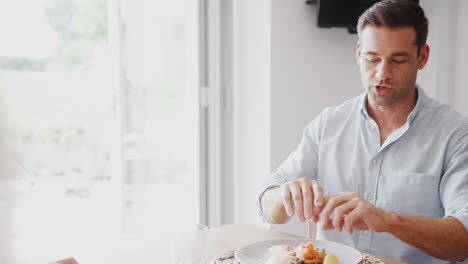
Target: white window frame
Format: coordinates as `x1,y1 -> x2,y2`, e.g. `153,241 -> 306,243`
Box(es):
202,0 -> 234,227
110,0 -> 219,231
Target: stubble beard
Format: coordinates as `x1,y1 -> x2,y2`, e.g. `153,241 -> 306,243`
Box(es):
368,87 -> 401,107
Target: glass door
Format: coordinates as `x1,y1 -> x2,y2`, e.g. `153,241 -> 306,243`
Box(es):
0,0 -> 202,262
118,0 -> 201,235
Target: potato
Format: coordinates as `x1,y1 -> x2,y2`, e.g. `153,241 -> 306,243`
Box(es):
323,254 -> 339,264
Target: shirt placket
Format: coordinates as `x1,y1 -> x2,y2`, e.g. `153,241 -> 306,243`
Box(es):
356,157 -> 382,253
356,118 -> 382,253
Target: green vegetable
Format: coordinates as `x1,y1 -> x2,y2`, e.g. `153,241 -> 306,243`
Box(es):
314,247 -> 326,254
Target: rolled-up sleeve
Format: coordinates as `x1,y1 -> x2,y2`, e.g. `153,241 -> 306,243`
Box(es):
440,129 -> 468,263
441,129 -> 468,231
257,113 -> 323,222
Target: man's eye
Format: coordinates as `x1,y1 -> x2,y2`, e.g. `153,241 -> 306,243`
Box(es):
392,59 -> 407,64
365,57 -> 378,63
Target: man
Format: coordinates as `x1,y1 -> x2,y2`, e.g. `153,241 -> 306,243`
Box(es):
258,0 -> 468,263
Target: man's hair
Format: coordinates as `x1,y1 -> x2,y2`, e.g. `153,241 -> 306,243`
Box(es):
357,0 -> 428,54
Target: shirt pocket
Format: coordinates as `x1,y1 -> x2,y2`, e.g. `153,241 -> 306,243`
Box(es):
389,170 -> 442,218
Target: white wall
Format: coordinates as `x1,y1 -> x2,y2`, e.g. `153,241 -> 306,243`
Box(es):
418,0 -> 468,114
231,0 -> 468,236
231,0 -> 271,226
269,0 -> 362,236
454,0 -> 468,117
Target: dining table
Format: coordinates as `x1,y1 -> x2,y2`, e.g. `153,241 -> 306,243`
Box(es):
175,224 -> 409,264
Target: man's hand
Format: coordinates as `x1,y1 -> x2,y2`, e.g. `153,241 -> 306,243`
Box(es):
320,192 -> 390,234
279,177 -> 324,223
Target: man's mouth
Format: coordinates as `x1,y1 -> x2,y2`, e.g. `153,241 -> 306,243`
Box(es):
374,85 -> 390,89
373,85 -> 392,95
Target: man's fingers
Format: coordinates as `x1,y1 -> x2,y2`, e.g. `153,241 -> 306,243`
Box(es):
344,209 -> 361,234
280,179 -> 326,223
281,187 -> 294,216
301,185 -> 314,219
343,211 -> 356,234
332,198 -> 358,232
320,195 -> 344,228
321,217 -> 334,230
312,182 -> 324,213
312,214 -> 319,223
343,203 -> 369,233
320,192 -> 357,229
290,184 -> 305,222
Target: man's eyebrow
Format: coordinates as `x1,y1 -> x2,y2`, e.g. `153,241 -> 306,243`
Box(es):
364,51 -> 410,57
391,52 -> 410,57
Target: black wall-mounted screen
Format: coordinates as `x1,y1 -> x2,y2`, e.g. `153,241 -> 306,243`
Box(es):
307,0 -> 420,34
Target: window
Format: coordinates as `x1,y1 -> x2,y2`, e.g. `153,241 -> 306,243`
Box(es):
118,0 -> 201,235
0,0 -> 201,262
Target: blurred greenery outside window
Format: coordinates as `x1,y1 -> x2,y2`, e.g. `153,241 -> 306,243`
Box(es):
0,0 -> 196,243
0,0 -> 110,185
0,0 -> 189,186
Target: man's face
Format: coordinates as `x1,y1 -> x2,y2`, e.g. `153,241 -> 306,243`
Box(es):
357,26 -> 429,107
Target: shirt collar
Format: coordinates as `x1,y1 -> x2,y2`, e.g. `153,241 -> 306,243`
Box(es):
359,92 -> 370,120
359,86 -> 427,126
407,86 -> 427,125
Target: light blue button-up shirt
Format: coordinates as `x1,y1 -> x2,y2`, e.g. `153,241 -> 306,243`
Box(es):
258,87 -> 468,264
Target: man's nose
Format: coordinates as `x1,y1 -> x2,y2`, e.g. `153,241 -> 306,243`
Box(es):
376,61 -> 392,80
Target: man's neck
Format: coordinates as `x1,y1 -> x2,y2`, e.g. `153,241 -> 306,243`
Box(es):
367,88 -> 418,144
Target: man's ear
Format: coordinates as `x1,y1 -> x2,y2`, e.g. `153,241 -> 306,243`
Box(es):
356,41 -> 361,65
418,44 -> 430,69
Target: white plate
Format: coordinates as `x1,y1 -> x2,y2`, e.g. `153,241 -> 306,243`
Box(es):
235,238 -> 362,264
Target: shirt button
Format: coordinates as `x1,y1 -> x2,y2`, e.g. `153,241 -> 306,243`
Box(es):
372,159 -> 379,165
363,230 -> 369,236
370,125 -> 376,130
367,194 -> 374,201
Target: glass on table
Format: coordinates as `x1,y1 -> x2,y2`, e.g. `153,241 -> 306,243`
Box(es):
195,224 -> 209,231
171,224 -> 211,264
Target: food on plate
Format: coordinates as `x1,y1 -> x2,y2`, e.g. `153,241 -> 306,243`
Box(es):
266,242 -> 339,264
323,254 -> 339,264
266,245 -> 297,264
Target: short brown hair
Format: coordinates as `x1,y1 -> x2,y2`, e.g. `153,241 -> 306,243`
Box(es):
357,0 -> 428,54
